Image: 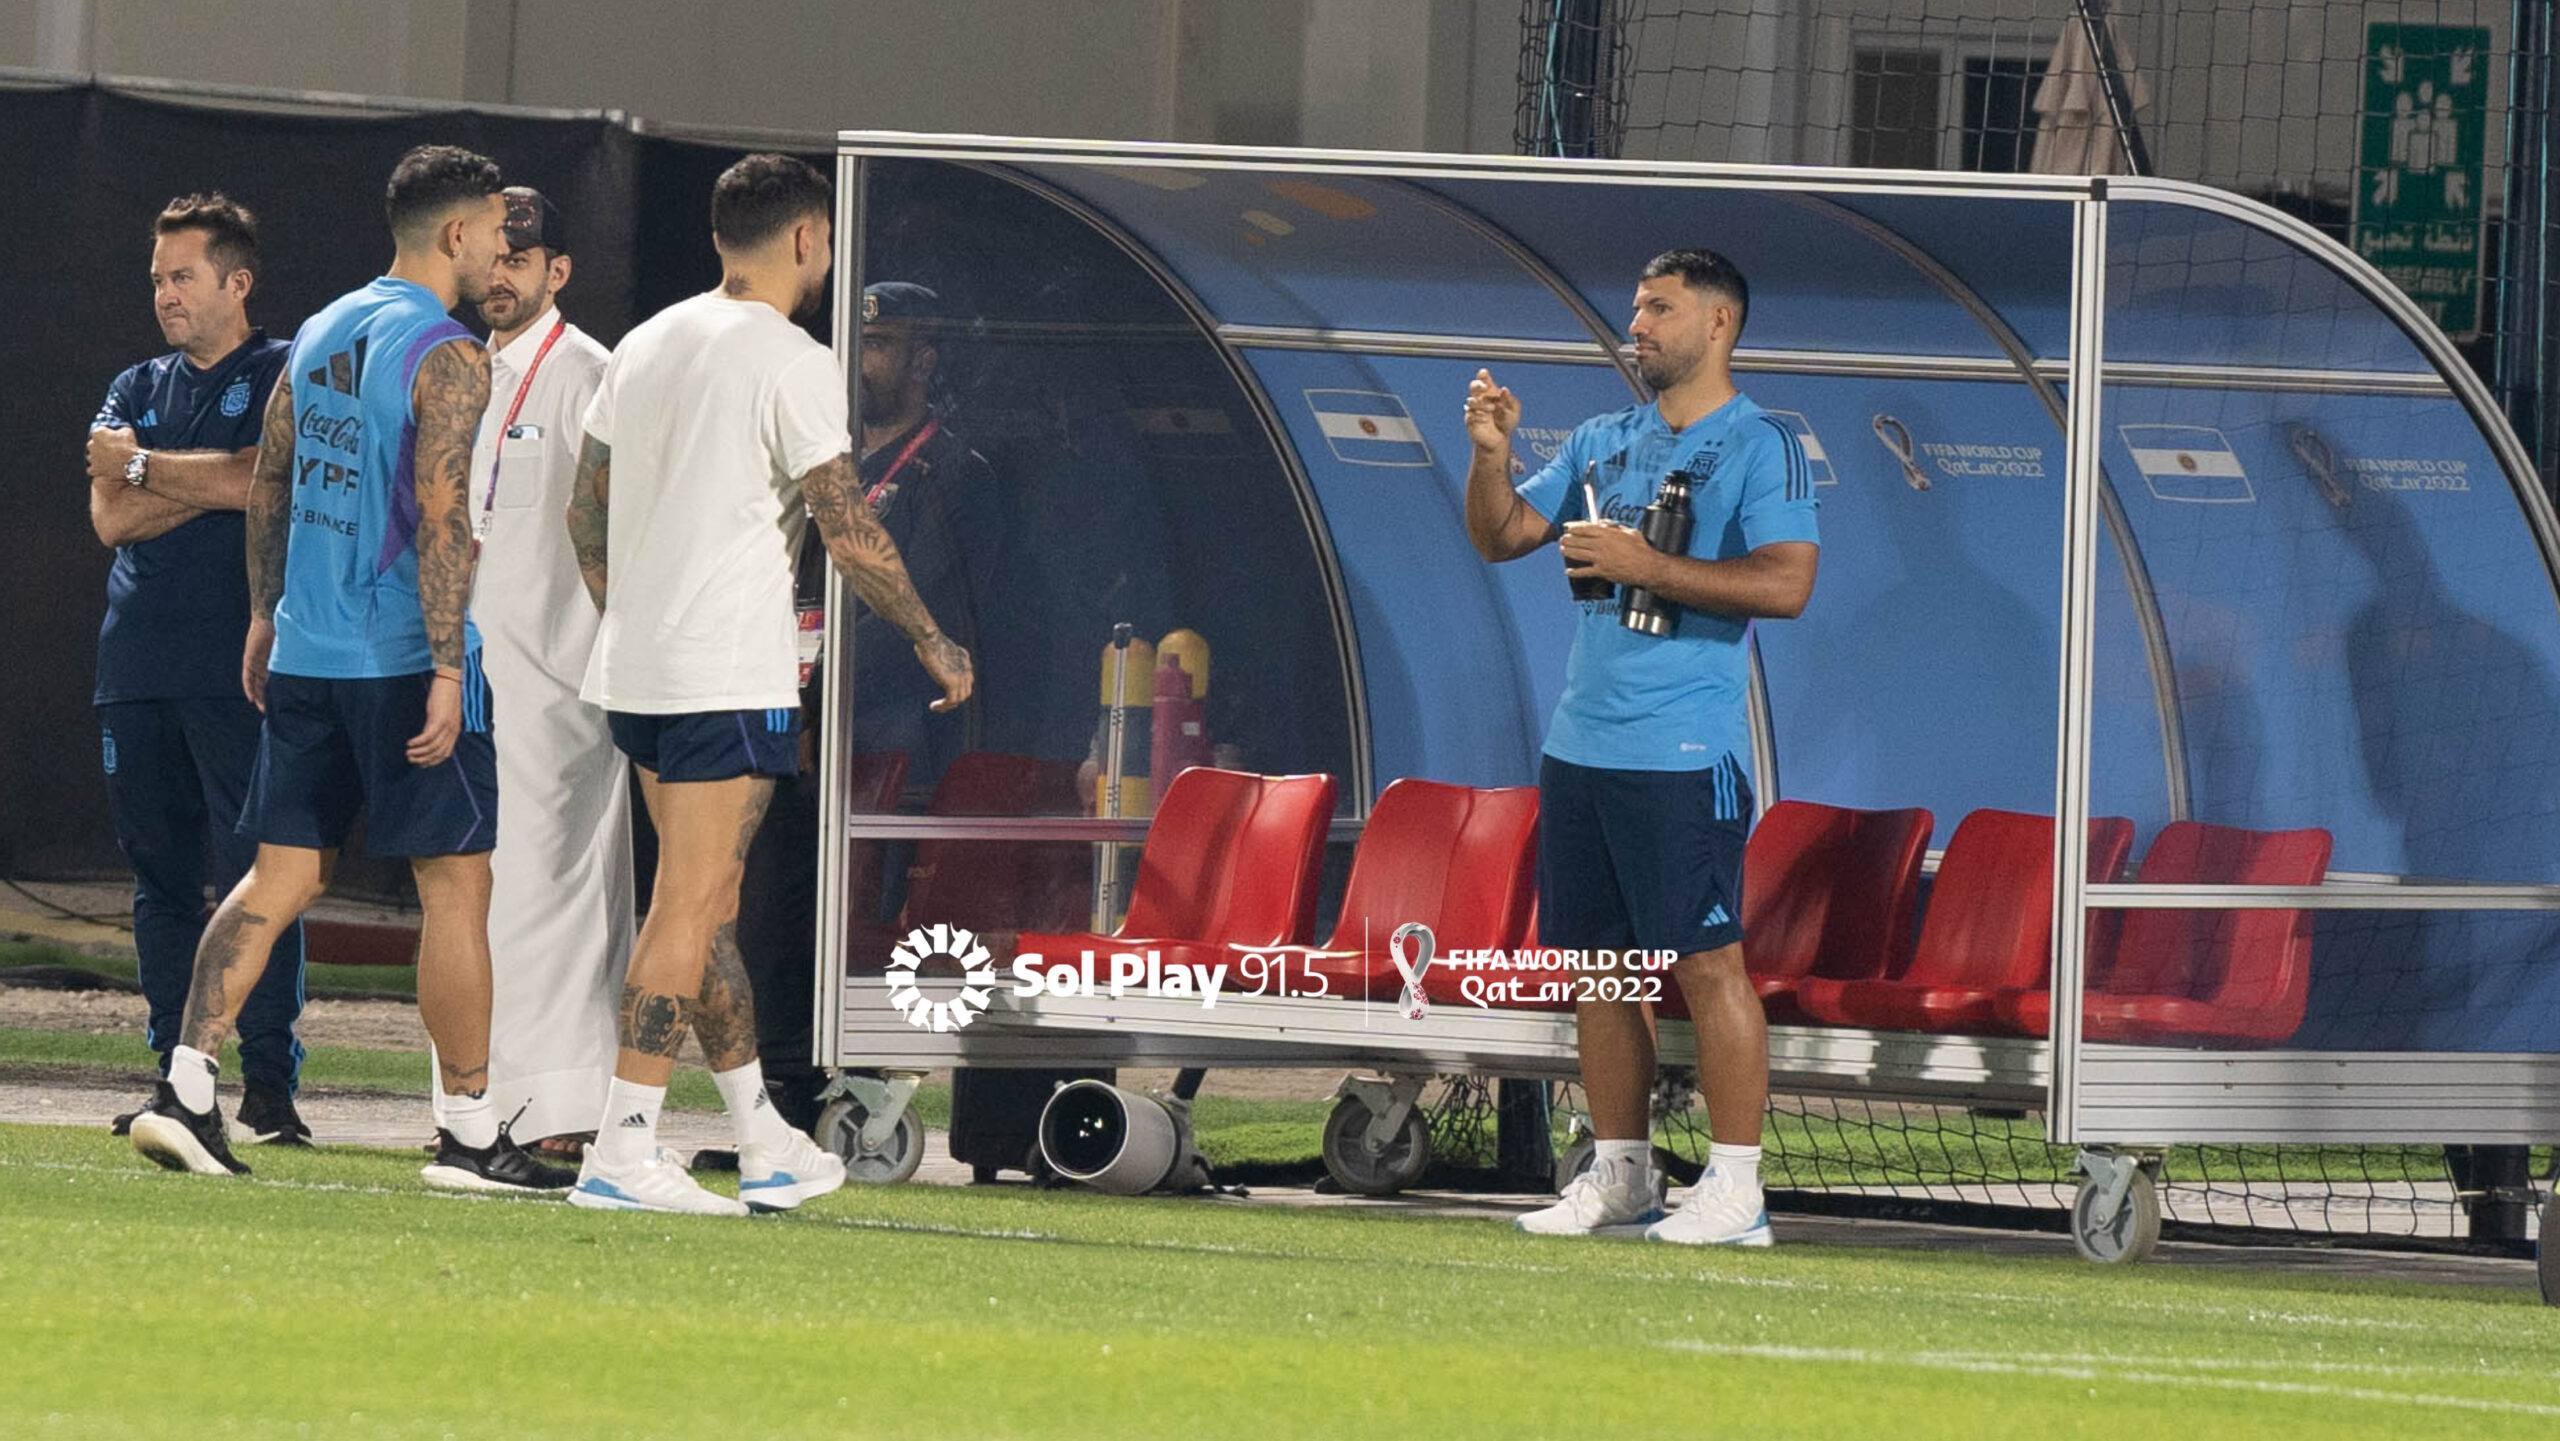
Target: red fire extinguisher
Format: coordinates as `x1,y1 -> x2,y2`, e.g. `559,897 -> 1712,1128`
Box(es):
1151,628 -> 1211,784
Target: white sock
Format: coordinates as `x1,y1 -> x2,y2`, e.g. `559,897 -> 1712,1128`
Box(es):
1709,1142 -> 1763,1188
170,1044 -> 219,1114
1594,1138 -> 1652,1172
712,1061 -> 792,1151
593,1078 -> 667,1169
440,1092 -> 497,1149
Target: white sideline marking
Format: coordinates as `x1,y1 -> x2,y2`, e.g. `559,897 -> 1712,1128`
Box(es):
1657,1342 -> 2560,1416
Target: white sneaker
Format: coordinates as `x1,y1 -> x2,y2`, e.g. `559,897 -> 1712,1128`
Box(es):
1515,1155 -> 1665,1236
737,1128 -> 848,1213
1645,1165 -> 1773,1247
568,1150 -> 748,1217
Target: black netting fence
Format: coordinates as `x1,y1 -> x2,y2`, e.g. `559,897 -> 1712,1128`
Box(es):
1517,0 -> 2559,497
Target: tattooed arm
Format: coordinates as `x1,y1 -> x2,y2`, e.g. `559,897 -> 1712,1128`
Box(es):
567,434 -> 610,613
800,453 -> 974,712
239,376 -> 298,709
406,339 -> 491,766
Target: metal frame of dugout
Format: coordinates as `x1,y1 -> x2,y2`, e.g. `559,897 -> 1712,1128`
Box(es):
810,132 -> 2560,1265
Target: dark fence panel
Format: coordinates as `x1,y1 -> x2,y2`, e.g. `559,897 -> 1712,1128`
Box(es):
0,79 -> 815,890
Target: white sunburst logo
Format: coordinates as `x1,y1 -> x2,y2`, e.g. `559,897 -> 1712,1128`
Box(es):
884,923 -> 998,1032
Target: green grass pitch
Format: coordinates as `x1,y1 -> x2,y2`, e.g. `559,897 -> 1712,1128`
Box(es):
2,1122 -> 2555,1440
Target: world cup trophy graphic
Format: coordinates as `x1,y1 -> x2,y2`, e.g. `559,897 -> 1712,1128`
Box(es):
1388,922 -> 1436,1022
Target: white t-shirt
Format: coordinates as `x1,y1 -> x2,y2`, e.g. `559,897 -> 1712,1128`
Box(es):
578,293 -> 850,713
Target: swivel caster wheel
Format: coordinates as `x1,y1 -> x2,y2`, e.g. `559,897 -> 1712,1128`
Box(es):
1321,1091 -> 1432,1196
816,1095 -> 925,1185
2071,1153 -> 2162,1265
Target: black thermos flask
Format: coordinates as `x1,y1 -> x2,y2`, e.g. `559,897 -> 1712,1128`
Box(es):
1618,469 -> 1696,637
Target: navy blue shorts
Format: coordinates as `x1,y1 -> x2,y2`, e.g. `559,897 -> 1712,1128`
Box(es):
239,660 -> 498,857
1537,753 -> 1751,960
608,707 -> 800,783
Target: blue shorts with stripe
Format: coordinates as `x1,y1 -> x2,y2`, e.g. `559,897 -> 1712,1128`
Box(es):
607,707 -> 801,783
239,657 -> 498,857
1536,752 -> 1750,959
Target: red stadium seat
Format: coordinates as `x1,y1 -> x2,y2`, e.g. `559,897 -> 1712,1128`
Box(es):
1430,798 -> 1934,1020
1234,779 -> 1539,1002
1792,810 -> 2133,1035
1994,821 -> 2332,1045
1011,767 -> 1337,969
1652,800 -> 1932,1023
1436,897 -> 1582,1011
927,750 -> 1086,817
897,753 -> 1091,937
845,750 -> 909,814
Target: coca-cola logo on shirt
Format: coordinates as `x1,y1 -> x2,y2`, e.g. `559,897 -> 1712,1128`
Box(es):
297,408 -> 362,455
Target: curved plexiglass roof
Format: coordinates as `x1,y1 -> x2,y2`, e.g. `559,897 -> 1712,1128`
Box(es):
840,136 -> 2560,1058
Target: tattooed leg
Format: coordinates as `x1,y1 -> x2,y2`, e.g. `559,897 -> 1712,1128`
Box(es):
615,770 -> 774,1088
618,984 -> 691,1060
690,922 -> 761,1072
177,844 -> 328,1055
410,851 -> 494,1096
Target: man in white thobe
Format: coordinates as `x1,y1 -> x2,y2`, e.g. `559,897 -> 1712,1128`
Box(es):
451,188 -> 634,1147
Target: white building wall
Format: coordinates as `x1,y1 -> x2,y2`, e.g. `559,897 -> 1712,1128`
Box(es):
2,0 -> 1516,152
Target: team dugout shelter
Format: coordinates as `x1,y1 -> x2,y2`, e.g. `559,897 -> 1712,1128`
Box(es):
811,133 -> 2560,1234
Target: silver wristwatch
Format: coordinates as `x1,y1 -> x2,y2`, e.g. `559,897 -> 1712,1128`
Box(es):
123,449 -> 150,487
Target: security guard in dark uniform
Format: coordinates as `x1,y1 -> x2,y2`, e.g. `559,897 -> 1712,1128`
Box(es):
734,281 -> 1000,1134
844,281 -> 1000,795
85,194 -> 308,1143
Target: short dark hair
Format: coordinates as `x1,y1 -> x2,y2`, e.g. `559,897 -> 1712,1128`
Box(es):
711,153 -> 832,252
1641,247 -> 1750,335
384,145 -> 504,246
154,193 -> 259,279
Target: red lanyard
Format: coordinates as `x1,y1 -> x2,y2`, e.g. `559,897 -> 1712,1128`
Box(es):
478,317 -> 566,519
864,419 -> 940,508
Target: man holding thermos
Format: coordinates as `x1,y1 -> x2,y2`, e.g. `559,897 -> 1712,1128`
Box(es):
1462,248 -> 1820,1246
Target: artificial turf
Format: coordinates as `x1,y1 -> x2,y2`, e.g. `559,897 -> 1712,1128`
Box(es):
1,1121 -> 2554,1440
1,937 -> 421,1000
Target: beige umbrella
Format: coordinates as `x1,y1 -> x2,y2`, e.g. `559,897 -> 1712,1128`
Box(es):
2031,12 -> 2148,175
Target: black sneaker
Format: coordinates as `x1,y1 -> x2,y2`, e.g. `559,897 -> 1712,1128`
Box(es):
109,1102 -> 145,1137
233,1085 -> 313,1147
129,1081 -> 249,1176
421,1126 -> 576,1193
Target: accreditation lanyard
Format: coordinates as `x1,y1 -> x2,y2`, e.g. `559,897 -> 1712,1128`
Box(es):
800,419 -> 943,687
473,317 -> 567,545
863,418 -> 940,509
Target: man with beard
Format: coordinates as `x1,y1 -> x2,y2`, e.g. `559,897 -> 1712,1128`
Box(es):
131,146 -> 564,1192
444,187 -> 633,1154
87,193 -> 310,1146
1464,248 -> 1819,1246
563,154 -> 972,1214
842,281 -> 998,798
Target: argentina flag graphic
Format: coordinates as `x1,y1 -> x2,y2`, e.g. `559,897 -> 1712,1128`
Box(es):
2119,423 -> 2255,504
1304,389 -> 1433,467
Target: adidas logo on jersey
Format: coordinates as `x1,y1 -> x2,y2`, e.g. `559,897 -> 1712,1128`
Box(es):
1702,903 -> 1732,928
306,336 -> 370,396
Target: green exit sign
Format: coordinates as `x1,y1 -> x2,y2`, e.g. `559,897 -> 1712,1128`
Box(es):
2352,22 -> 2491,338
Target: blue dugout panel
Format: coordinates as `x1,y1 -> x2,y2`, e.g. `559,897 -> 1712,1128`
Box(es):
834,136 -> 2560,1113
